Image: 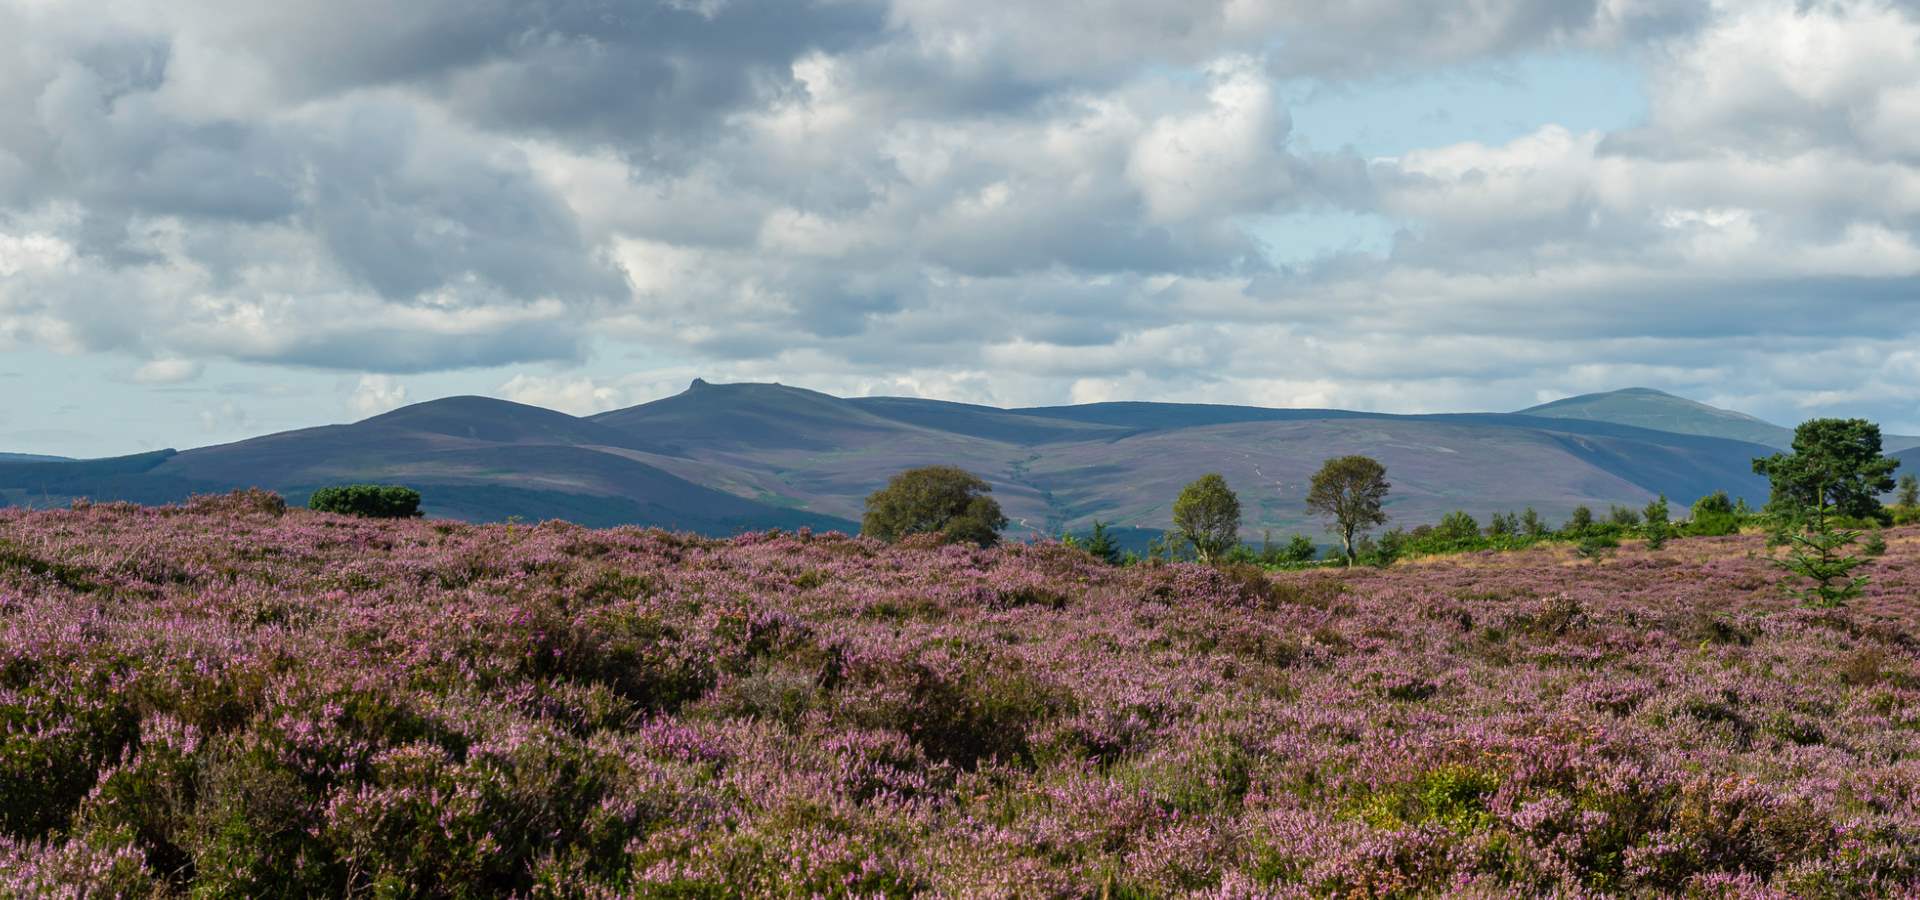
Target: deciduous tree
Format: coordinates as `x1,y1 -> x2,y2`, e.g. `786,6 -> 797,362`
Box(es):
1306,456 -> 1390,563
862,466 -> 1008,547
1172,474 -> 1241,563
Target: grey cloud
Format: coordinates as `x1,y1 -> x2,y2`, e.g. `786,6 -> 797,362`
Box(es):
161,0 -> 889,151
298,101 -> 624,304
250,324 -> 585,373
1264,0 -> 1710,77
0,15 -> 629,371
438,1 -> 888,149
6,0 -> 1920,437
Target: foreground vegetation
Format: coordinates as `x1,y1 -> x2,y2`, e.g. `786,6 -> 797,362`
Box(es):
5,495 -> 1920,896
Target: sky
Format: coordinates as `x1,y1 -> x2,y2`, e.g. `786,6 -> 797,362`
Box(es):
3,0 -> 1919,457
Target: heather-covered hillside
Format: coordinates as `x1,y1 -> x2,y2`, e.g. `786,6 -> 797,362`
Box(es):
1,383 -> 1785,537
4,499 -> 1920,896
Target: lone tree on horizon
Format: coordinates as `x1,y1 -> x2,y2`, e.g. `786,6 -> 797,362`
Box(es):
1752,418 -> 1899,521
1172,474 -> 1241,563
862,465 -> 1008,548
1753,418 -> 1898,607
1307,455 -> 1390,563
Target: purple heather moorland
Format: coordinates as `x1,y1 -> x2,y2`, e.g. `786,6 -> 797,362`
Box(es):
3,493 -> 1920,896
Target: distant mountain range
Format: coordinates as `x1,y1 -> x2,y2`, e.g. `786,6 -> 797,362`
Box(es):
0,452 -> 68,463
1519,387 -> 1920,452
2,383 -> 1908,538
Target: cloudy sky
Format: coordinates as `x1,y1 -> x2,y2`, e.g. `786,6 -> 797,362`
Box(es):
3,0 -> 1919,456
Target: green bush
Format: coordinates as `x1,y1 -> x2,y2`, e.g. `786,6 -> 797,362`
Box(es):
1687,491 -> 1746,536
1228,532 -> 1321,568
1365,528 -> 1408,567
862,466 -> 1007,548
1576,533 -> 1619,561
308,485 -> 423,519
1434,511 -> 1479,542
1379,522 -> 1546,562
1281,534 -> 1318,563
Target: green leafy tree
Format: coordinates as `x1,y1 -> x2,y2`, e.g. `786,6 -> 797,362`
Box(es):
1897,474 -> 1920,526
1486,512 -> 1517,538
1172,474 -> 1241,564
1688,491 -> 1742,536
308,484 -> 423,519
1753,418 -> 1900,521
1693,491 -> 1735,517
862,466 -> 1008,548
1608,505 -> 1641,528
1565,506 -> 1594,536
1643,494 -> 1671,550
1435,510 -> 1479,542
1520,507 -> 1548,538
1306,456 -> 1391,564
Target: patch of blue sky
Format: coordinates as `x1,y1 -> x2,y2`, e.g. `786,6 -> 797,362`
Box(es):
1284,51 -> 1647,157
1247,210 -> 1398,268
1251,52 -> 1645,268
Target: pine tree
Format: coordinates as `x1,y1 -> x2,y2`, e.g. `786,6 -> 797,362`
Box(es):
1773,496 -> 1869,608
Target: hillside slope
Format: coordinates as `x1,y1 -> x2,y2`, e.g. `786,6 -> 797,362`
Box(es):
0,452 -> 69,463
1519,387 -> 1920,451
1519,387 -> 1792,447
588,382 -> 1778,535
1,399 -> 854,534
0,380 -> 1812,534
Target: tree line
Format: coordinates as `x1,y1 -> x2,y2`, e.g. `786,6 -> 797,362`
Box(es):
859,417 -> 1912,607
290,416 -> 1912,608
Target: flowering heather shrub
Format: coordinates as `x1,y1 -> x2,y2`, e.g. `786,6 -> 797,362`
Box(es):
2,503 -> 1920,896
183,488 -> 287,518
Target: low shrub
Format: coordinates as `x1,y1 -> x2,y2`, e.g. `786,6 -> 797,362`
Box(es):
1,685 -> 140,838
835,646 -> 1068,769
307,485 -> 423,519
185,488 -> 288,517
1118,731 -> 1253,814
1576,533 -> 1619,561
